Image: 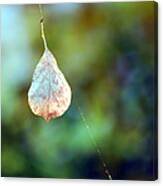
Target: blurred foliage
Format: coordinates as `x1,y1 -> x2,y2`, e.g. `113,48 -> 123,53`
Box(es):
1,2 -> 157,180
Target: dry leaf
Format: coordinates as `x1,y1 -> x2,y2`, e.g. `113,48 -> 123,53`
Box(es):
28,49 -> 72,122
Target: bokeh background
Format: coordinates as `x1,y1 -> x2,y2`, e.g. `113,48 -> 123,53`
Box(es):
1,2 -> 157,180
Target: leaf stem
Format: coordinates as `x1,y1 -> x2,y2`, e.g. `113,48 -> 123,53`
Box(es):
39,4 -> 48,49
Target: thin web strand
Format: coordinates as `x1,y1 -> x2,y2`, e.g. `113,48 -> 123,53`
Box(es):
78,106 -> 112,180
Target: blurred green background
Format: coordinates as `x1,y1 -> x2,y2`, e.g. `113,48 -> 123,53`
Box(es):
1,2 -> 157,180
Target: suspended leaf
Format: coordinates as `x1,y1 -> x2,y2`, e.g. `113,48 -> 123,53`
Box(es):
28,48 -> 72,122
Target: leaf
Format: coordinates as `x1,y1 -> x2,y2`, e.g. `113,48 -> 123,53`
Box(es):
28,48 -> 72,122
